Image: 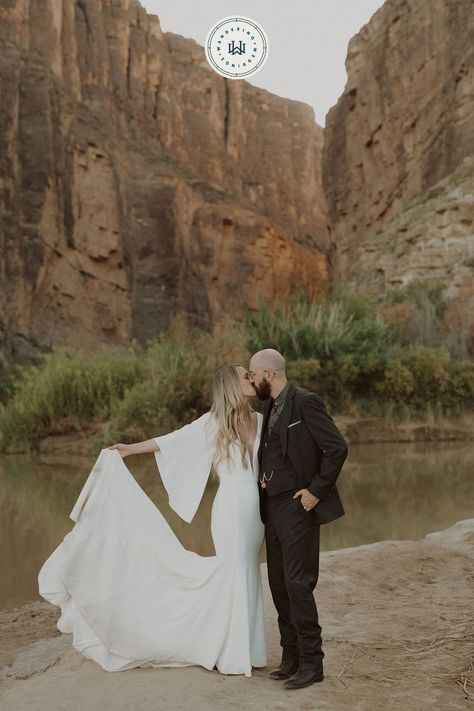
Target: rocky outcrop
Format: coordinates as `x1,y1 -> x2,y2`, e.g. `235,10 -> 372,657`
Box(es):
323,0 -> 474,307
337,159 -> 474,315
0,0 -> 327,360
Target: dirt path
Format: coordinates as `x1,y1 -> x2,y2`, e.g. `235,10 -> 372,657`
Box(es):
1,519 -> 472,710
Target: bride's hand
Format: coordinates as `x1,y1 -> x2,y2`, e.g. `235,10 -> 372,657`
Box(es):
107,443 -> 130,458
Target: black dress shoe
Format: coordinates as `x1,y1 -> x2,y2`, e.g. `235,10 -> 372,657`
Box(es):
270,658 -> 299,680
284,665 -> 324,689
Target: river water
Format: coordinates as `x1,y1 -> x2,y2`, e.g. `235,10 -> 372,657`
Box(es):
1,440 -> 473,610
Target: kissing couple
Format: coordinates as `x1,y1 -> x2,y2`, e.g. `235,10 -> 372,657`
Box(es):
38,348 -> 348,690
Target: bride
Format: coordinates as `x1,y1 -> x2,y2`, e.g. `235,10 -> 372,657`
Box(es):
38,364 -> 266,677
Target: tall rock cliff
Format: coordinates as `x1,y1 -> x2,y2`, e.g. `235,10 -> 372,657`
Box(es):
323,0 -> 474,317
0,0 -> 328,361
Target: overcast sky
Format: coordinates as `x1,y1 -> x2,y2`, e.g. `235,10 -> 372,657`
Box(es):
140,0 -> 385,126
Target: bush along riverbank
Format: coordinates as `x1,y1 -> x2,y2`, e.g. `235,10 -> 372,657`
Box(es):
0,287 -> 472,453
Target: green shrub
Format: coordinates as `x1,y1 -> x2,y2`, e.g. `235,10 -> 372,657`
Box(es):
1,291 -> 472,452
374,359 -> 415,401
243,291 -> 473,415
0,362 -> 17,404
386,280 -> 448,319
243,291 -> 398,361
0,346 -> 145,451
445,360 -> 474,408
98,315 -> 251,447
287,358 -> 321,392
400,346 -> 451,405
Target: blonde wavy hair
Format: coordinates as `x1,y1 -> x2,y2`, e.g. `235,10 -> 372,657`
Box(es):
210,364 -> 255,476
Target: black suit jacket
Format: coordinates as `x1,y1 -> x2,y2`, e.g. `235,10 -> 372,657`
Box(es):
257,381 -> 348,525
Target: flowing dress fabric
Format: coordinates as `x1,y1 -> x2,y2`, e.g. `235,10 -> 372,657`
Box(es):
37,411 -> 266,677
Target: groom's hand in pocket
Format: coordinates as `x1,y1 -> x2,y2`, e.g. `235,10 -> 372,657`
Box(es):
293,489 -> 320,511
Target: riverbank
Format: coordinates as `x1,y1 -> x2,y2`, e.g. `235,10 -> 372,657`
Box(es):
33,412 -> 474,455
1,519 -> 472,710
337,412 -> 474,444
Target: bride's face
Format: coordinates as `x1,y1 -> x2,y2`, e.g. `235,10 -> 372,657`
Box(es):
237,366 -> 257,399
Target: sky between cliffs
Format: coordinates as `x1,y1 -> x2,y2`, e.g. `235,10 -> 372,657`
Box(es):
141,0 -> 385,126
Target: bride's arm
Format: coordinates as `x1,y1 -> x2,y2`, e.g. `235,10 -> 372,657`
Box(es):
108,410 -> 213,460
107,439 -> 160,458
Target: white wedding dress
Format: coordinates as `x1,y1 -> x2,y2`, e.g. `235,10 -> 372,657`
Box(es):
38,411 -> 266,677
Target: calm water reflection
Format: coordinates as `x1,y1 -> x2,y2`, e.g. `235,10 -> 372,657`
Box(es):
1,441 -> 473,610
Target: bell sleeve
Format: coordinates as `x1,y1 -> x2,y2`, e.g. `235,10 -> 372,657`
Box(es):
153,411 -> 218,524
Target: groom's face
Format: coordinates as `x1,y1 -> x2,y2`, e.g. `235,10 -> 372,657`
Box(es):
248,365 -> 272,400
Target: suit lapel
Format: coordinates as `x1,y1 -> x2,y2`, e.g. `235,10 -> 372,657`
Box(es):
279,381 -> 296,457
257,398 -> 272,465
257,381 -> 297,462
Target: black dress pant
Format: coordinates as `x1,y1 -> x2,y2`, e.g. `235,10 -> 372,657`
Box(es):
263,490 -> 323,668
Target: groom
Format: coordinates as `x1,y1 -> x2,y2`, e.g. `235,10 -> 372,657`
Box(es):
248,349 -> 348,690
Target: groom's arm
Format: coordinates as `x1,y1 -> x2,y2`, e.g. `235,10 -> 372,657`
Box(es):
300,393 -> 348,500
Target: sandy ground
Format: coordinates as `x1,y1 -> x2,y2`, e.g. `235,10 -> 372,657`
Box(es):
0,519 -> 473,711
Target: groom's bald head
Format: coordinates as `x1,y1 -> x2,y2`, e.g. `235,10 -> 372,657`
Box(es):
250,349 -> 286,373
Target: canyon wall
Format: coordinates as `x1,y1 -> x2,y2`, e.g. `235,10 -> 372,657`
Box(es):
3,0 -> 473,365
0,0 -> 328,361
323,0 -> 474,320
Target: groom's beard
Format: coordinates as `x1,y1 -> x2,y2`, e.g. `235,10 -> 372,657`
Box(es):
253,377 -> 272,401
